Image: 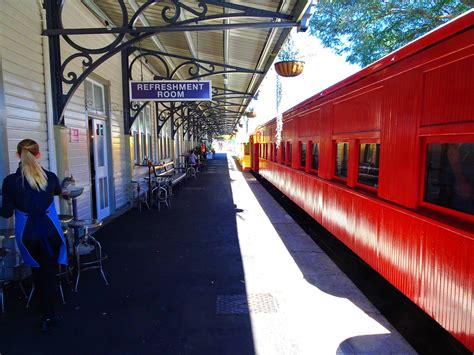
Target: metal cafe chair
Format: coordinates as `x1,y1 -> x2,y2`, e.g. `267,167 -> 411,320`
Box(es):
26,228 -> 74,308
0,230 -> 28,314
68,219 -> 109,292
26,264 -> 71,307
186,164 -> 197,179
150,177 -> 170,210
130,180 -> 150,212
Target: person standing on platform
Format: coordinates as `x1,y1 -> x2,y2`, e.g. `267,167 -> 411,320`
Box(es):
0,139 -> 67,331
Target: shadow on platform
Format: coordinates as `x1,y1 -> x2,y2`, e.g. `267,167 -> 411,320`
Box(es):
0,153 -> 256,355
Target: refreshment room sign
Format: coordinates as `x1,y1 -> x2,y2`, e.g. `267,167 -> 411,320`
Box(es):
130,80 -> 212,101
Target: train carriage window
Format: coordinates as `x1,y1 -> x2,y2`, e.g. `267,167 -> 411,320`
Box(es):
424,142 -> 474,215
300,142 -> 307,168
244,143 -> 250,155
287,142 -> 292,166
335,142 -> 349,178
311,143 -> 319,170
358,143 -> 380,187
273,143 -> 277,162
281,142 -> 286,164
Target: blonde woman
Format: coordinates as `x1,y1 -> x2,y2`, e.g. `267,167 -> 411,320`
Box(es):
0,139 -> 67,331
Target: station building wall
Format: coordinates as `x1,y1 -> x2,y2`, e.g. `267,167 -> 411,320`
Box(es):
0,0 -> 191,221
1,2 -> 49,173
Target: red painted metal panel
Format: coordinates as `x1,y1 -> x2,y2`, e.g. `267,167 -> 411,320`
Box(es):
259,162 -> 474,351
254,14 -> 474,351
282,119 -> 294,140
298,109 -> 321,137
333,86 -> 383,134
285,11 -> 474,118
421,55 -> 474,126
378,71 -> 421,209
318,104 -> 333,180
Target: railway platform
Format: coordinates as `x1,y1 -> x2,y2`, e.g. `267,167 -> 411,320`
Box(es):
0,153 -> 415,354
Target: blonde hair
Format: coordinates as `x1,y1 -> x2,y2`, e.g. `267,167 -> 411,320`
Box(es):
17,139 -> 47,191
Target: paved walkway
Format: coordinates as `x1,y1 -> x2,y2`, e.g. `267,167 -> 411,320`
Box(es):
0,153 -> 415,354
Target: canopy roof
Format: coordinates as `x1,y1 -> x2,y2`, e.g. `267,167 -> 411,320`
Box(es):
78,0 -> 312,136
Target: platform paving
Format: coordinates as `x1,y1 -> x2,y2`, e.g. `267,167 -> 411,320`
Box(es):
0,153 -> 415,354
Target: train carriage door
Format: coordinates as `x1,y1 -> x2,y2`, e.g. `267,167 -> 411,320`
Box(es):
252,143 -> 259,172
249,135 -> 255,171
89,118 -> 110,220
85,78 -> 111,221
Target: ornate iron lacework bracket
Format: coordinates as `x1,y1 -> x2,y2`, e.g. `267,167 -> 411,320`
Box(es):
42,0 -> 297,129
162,100 -> 230,139
126,46 -> 262,136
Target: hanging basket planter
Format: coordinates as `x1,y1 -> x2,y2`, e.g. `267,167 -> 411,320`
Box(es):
246,111 -> 257,118
274,60 -> 305,77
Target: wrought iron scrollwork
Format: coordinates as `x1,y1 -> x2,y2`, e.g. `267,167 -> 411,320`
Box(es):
127,46 -> 260,134
60,53 -> 93,84
44,0 -> 296,129
59,0 -> 128,54
162,0 -> 208,24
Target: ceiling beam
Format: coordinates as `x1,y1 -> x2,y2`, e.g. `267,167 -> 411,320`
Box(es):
43,22 -> 297,36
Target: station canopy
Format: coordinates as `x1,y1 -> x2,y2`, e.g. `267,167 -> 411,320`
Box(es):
70,0 -> 313,137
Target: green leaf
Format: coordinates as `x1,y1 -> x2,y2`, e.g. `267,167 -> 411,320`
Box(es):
308,0 -> 472,67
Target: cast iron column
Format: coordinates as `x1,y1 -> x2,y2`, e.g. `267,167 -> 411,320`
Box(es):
121,48 -> 131,133
44,0 -> 64,126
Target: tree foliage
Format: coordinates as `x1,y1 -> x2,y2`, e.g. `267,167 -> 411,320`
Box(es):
308,0 -> 473,67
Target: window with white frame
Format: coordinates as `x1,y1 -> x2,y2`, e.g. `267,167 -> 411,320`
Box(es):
158,117 -> 172,161
147,133 -> 152,161
131,105 -> 152,165
85,79 -> 106,115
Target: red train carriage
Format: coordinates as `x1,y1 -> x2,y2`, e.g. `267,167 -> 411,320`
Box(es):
251,11 -> 474,352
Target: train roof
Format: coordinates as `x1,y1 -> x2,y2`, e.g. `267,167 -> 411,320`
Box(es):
257,9 -> 473,130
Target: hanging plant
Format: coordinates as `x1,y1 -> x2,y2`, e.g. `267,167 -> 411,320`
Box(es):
245,107 -> 256,118
274,34 -> 305,77
275,113 -> 283,149
275,75 -> 283,148
274,61 -> 305,77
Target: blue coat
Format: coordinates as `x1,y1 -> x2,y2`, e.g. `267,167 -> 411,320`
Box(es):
1,167 -> 67,267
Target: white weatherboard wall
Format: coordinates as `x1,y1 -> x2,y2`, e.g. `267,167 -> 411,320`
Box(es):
60,0 -> 154,218
0,2 -> 49,173
59,1 -> 123,218
0,0 -> 191,220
